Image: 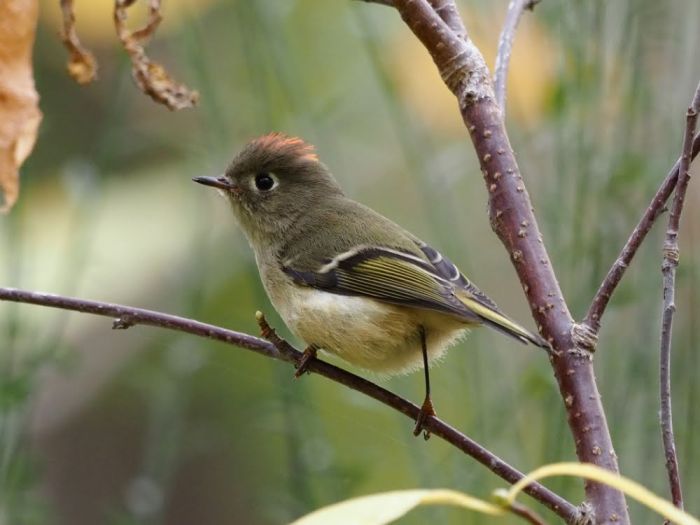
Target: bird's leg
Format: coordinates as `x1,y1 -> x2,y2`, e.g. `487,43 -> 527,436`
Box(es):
294,345 -> 318,378
413,326 -> 436,440
255,312 -> 317,378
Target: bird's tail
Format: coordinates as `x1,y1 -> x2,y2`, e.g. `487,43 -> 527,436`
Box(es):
456,291 -> 555,355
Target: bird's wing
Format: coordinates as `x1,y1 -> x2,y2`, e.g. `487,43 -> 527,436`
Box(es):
282,244 -> 549,349
409,240 -> 549,348
411,239 -> 502,312
282,245 -> 478,321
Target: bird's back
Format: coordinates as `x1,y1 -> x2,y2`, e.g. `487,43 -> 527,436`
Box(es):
277,196 -> 428,271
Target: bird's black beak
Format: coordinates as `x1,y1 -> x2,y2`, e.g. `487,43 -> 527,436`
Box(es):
192,175 -> 234,191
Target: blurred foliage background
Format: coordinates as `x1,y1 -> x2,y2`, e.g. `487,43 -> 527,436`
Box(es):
1,0 -> 699,523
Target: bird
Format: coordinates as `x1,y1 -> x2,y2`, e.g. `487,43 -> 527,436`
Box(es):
194,133 -> 552,436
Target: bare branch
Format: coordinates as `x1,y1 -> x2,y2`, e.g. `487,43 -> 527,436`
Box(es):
60,0 -> 98,84
662,84 -> 700,277
583,132 -> 700,333
362,0 -> 469,39
391,0 -> 492,102
494,0 -> 541,113
505,500 -> 549,525
659,80 -> 700,513
357,0 -> 395,6
113,0 -> 198,110
378,0 -> 630,520
360,0 -> 468,39
428,0 -> 468,40
0,286 -> 579,522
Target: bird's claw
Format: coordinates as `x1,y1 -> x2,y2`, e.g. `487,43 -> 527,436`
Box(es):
294,346 -> 318,378
413,396 -> 436,440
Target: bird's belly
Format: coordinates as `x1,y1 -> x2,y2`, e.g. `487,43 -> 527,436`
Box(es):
272,286 -> 468,375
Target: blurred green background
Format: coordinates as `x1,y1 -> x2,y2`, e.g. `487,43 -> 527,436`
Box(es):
1,0 -> 699,523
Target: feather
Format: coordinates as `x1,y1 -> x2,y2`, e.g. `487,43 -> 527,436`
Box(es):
282,244 -> 551,351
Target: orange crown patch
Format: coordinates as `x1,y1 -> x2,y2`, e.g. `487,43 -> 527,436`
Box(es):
250,133 -> 319,162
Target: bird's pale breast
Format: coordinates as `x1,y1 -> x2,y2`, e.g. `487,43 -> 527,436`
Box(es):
270,283 -> 469,374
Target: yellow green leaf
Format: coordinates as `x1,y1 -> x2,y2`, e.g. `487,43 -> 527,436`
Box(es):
502,463 -> 699,525
289,489 -> 503,525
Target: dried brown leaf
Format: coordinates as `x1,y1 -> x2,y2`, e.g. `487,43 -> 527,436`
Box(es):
60,0 -> 98,84
0,0 -> 43,213
114,0 -> 198,110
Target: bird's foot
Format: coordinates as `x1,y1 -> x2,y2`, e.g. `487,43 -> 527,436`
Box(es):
413,396 -> 436,440
255,311 -> 300,362
294,346 -> 318,378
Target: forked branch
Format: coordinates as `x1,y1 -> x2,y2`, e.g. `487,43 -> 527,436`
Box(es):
583,133 -> 700,333
494,0 -> 542,113
427,0 -> 468,40
372,0 -> 629,521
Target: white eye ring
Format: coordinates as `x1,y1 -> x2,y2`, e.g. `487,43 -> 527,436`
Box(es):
252,172 -> 279,192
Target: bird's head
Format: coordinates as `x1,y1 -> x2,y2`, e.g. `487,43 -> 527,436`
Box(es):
194,133 -> 343,243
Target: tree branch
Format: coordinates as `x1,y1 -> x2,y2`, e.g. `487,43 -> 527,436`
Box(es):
356,0 -> 395,7
583,132 -> 700,333
505,499 -> 549,525
374,0 -> 630,520
427,0 -> 468,40
357,0 -> 468,39
493,0 -> 541,114
0,286 -> 579,522
658,80 -> 700,514
357,0 -> 468,43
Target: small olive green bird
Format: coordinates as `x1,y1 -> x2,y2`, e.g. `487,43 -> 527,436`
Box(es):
194,133 -> 551,435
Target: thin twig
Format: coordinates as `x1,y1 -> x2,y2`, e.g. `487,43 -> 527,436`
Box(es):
505,500 -> 549,525
371,0 -> 630,520
60,0 -> 98,84
659,80 -> 700,514
357,0 -> 395,6
113,0 -> 198,110
0,287 -> 579,522
493,0 -> 541,114
583,133 -> 700,333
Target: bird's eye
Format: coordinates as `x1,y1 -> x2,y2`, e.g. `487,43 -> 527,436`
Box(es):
254,172 -> 277,191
